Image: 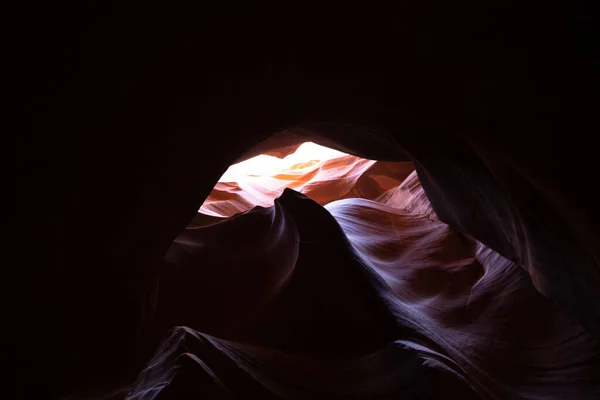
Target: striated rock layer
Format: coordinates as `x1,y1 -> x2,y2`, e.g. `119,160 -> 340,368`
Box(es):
127,150 -> 599,399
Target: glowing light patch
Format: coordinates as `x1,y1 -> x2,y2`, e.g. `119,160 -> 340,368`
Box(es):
218,142 -> 347,183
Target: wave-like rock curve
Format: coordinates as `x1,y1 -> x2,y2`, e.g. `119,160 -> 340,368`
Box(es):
128,162 -> 600,399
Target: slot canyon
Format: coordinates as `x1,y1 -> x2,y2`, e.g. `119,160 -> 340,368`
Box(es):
7,3 -> 599,399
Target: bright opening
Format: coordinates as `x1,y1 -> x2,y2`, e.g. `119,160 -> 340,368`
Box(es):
199,142 -> 415,218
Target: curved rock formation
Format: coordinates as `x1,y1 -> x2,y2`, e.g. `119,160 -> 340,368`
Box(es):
8,2 -> 599,399
127,158 -> 599,399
